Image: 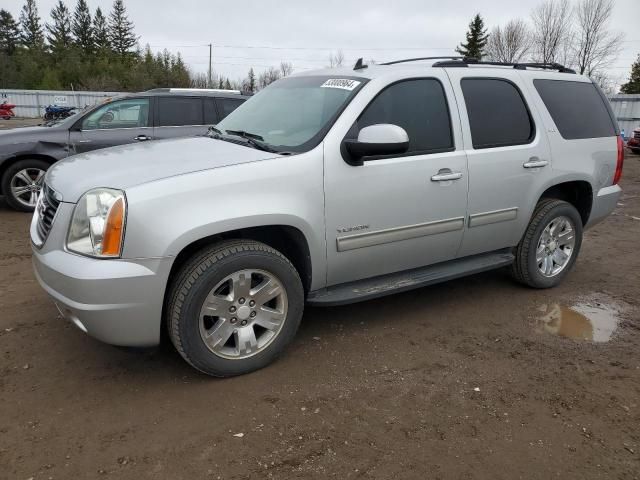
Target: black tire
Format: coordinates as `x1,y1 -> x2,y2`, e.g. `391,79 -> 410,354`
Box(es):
1,159 -> 49,212
631,148 -> 640,155
511,199 -> 583,289
166,240 -> 304,377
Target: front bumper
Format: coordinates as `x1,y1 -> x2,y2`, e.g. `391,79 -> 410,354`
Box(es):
585,184 -> 622,229
30,202 -> 173,347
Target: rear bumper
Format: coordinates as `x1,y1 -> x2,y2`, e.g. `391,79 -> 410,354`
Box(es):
32,247 -> 173,347
586,184 -> 622,229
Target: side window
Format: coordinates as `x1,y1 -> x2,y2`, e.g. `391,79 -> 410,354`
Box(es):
82,98 -> 149,130
357,79 -> 453,154
204,98 -> 219,125
534,80 -> 616,140
157,97 -> 203,127
216,98 -> 245,120
461,78 -> 534,149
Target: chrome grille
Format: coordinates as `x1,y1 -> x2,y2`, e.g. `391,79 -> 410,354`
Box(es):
36,184 -> 60,243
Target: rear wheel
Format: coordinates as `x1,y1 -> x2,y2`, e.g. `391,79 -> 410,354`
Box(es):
166,240 -> 304,377
511,199 -> 583,288
1,159 -> 49,212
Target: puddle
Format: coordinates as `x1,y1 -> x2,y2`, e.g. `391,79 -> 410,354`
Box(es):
535,300 -> 623,343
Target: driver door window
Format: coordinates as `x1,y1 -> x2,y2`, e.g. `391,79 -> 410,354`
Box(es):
82,98 -> 150,130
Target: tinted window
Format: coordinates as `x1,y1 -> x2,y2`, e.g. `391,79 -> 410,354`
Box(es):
461,78 -> 534,149
82,98 -> 149,130
357,79 -> 453,154
534,80 -> 616,140
157,97 -> 203,127
204,98 -> 219,125
216,98 -> 244,120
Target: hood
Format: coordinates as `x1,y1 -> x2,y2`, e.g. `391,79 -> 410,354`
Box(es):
46,136 -> 280,202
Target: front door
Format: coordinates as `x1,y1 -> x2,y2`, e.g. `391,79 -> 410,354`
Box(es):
445,69 -> 554,257
323,75 -> 469,286
69,97 -> 153,154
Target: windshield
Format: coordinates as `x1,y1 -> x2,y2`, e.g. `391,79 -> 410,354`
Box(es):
216,75 -> 367,152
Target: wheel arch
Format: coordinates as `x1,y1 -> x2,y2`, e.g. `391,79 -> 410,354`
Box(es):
538,180 -> 593,226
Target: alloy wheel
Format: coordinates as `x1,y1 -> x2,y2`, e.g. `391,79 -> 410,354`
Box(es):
536,215 -> 576,277
10,168 -> 45,208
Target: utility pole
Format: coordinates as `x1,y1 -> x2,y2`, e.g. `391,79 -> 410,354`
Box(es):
208,43 -> 213,88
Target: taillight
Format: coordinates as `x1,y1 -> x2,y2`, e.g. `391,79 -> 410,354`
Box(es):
613,136 -> 624,185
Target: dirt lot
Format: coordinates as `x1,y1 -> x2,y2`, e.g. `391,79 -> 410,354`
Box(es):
1,151 -> 639,480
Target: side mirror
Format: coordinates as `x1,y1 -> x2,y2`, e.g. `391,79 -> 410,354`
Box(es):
344,124 -> 409,165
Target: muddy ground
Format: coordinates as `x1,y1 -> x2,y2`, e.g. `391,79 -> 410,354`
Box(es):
0,150 -> 639,480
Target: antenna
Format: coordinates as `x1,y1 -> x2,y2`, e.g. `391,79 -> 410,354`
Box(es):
353,58 -> 367,70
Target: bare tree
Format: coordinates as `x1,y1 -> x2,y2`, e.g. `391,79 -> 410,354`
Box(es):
573,0 -> 623,75
190,72 -> 209,88
530,0 -> 572,64
486,19 -> 531,63
258,66 -> 281,89
279,61 -> 293,77
328,50 -> 345,68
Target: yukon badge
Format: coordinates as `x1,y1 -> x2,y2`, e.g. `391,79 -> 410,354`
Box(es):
337,224 -> 370,234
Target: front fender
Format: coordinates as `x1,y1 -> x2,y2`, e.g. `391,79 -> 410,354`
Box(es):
122,152 -> 327,290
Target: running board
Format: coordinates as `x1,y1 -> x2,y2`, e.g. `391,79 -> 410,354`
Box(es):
307,250 -> 514,306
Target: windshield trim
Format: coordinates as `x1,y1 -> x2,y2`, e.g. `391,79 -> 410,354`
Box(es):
217,75 -> 369,154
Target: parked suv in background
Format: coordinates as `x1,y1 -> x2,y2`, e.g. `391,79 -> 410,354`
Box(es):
627,127 -> 640,154
0,88 -> 248,211
31,57 -> 624,377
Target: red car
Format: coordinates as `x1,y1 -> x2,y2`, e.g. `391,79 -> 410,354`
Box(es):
628,128 -> 640,154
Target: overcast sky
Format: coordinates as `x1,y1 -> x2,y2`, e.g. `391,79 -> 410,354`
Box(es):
4,0 -> 639,84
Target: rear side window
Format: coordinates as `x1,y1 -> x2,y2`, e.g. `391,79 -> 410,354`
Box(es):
204,98 -> 219,125
157,97 -> 203,127
534,80 -> 616,140
461,78 -> 534,149
357,78 -> 453,154
216,98 -> 245,120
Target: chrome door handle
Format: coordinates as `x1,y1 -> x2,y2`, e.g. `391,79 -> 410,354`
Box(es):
431,170 -> 463,182
523,158 -> 548,168
134,135 -> 152,141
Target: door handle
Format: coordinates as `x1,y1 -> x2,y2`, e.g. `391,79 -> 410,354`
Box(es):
523,157 -> 548,169
431,169 -> 463,182
134,135 -> 152,141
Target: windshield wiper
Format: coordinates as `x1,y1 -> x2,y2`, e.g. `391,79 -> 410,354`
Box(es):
224,129 -> 279,153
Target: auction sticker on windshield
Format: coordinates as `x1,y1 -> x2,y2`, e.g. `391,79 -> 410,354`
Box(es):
321,79 -> 361,91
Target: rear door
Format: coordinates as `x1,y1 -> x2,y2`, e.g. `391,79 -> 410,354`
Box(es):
445,69 -> 553,257
153,96 -> 208,140
69,97 -> 152,154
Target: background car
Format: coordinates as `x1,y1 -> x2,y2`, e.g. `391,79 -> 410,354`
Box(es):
627,127 -> 640,154
0,88 -> 249,211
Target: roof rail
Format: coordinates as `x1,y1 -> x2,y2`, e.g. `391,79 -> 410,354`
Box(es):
144,88 -> 244,94
431,57 -> 576,74
380,56 -> 466,66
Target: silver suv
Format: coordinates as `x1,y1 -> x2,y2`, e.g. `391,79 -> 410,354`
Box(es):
31,57 -> 624,377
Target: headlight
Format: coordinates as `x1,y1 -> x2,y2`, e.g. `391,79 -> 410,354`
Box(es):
67,188 -> 126,258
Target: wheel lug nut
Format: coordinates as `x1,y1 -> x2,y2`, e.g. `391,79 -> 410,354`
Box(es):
230,317 -> 237,324
249,300 -> 255,307
241,320 -> 247,326
250,311 -> 256,318
229,306 -> 236,313
239,298 -> 246,305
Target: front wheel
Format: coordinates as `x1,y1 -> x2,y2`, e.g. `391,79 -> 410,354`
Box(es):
511,199 -> 583,289
166,240 -> 304,377
1,159 -> 49,212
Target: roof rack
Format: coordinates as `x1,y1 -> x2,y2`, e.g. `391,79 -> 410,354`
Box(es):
380,56 -> 465,66
431,57 -> 576,74
377,56 -> 575,74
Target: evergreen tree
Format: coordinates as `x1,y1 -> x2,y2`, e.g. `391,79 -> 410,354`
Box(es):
224,79 -> 232,90
108,0 -> 137,56
92,7 -> 110,52
218,76 -> 224,89
19,0 -> 45,49
46,1 -> 72,54
72,0 -> 93,53
621,55 -> 640,94
455,13 -> 489,60
0,9 -> 21,54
